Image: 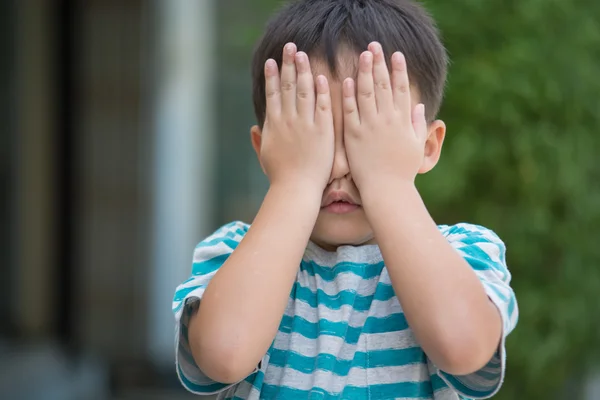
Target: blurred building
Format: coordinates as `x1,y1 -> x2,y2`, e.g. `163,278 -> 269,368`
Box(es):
0,0 -> 257,398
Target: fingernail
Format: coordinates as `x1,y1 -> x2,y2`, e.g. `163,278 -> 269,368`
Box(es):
343,78 -> 354,95
286,43 -> 295,55
265,59 -> 276,73
392,52 -> 404,64
316,75 -> 326,89
372,42 -> 381,55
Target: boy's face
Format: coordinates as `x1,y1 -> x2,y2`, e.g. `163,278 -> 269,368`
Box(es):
251,53 -> 443,250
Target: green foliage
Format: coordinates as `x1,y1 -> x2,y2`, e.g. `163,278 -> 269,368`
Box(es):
420,0 -> 600,398
220,0 -> 600,398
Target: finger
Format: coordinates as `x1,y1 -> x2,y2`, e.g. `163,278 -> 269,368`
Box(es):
280,43 -> 297,115
343,78 -> 360,129
412,103 -> 428,142
392,52 -> 411,116
356,51 -> 377,118
264,59 -> 281,117
295,52 -> 315,119
315,75 -> 333,129
368,42 -> 393,113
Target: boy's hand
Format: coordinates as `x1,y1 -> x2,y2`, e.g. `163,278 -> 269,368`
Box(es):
259,43 -> 335,193
342,42 -> 428,191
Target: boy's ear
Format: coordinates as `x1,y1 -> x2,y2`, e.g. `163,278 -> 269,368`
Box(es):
250,125 -> 265,173
418,119 -> 446,174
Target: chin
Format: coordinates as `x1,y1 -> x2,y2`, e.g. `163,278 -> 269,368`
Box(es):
311,211 -> 373,249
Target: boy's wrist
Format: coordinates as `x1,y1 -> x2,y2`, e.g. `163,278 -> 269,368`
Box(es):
268,180 -> 323,210
361,178 -> 424,222
360,178 -> 418,205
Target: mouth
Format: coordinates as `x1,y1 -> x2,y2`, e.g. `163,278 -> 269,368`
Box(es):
321,191 -> 360,214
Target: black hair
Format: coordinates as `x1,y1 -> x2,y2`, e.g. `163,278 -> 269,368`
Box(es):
251,0 -> 448,126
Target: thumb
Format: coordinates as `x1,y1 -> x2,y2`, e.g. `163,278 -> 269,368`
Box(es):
412,103 -> 428,143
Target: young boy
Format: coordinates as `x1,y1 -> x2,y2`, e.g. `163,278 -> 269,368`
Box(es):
173,0 -> 518,398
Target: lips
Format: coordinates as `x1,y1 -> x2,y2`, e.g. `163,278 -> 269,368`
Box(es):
321,190 -> 360,208
321,190 -> 360,214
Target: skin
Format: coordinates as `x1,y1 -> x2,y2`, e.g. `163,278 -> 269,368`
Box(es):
188,41 -> 502,384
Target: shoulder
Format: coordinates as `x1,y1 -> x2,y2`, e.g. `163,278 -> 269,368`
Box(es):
191,221 -> 249,267
438,222 -> 504,245
195,221 -> 249,251
438,222 -> 506,265
198,221 -> 249,245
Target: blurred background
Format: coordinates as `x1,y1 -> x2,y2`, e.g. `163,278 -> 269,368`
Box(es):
1,0 -> 599,399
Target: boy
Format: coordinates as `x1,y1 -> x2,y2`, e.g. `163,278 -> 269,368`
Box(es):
173,0 -> 518,398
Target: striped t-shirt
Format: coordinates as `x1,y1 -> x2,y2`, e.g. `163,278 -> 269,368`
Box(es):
173,221 -> 518,399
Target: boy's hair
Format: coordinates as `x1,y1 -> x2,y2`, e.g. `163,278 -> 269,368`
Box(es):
251,0 -> 448,126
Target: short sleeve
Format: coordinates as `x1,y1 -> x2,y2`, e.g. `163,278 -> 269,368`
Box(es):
172,221 -> 250,395
435,223 -> 519,399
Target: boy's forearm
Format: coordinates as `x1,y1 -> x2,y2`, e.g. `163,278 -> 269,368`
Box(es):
361,180 -> 502,375
190,182 -> 321,382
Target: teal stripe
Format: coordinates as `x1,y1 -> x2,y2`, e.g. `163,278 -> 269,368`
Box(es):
373,283 -> 396,301
457,235 -> 487,245
462,244 -> 508,279
446,226 -> 472,236
172,300 -> 184,314
293,282 -> 396,311
268,347 -> 425,375
244,370 -> 264,391
482,281 -> 509,303
293,283 -> 373,311
300,260 -> 385,281
440,372 -> 497,398
278,313 -> 409,344
194,222 -> 246,247
507,293 -> 516,318
366,381 -> 433,398
196,237 -> 240,250
459,233 -> 502,247
431,373 -> 448,391
192,253 -> 230,275
181,276 -> 197,285
173,284 -> 205,302
261,381 -> 432,399
463,254 -> 494,272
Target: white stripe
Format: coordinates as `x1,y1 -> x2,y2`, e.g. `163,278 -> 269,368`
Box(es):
175,276 -> 206,291
475,242 -> 503,264
263,363 -> 429,391
201,221 -> 247,243
474,268 -> 507,285
272,329 -> 419,359
177,346 -> 208,386
296,267 -> 393,297
432,387 -> 460,400
193,241 -> 233,263
285,296 -> 403,323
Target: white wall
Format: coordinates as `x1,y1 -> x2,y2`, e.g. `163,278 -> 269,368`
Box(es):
148,0 -> 216,366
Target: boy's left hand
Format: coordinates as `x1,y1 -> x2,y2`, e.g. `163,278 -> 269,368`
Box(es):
343,41 -> 427,191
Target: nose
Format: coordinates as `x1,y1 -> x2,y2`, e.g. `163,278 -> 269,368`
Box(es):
329,135 -> 350,183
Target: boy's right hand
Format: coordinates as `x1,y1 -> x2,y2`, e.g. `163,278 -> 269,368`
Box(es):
259,43 -> 335,194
